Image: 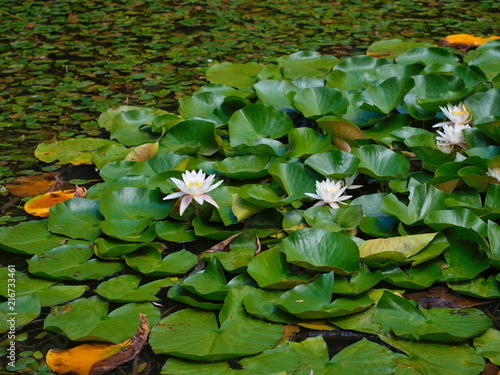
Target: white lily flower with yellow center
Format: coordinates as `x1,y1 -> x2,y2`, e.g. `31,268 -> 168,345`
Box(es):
436,123 -> 471,151
433,102 -> 472,128
486,167 -> 500,182
305,176 -> 360,209
163,170 -> 222,215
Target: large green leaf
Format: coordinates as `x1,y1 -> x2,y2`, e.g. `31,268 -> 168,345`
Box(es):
286,127 -> 332,158
212,155 -> 275,180
383,336 -> 485,375
293,86 -> 349,118
277,272 -> 373,319
282,228 -> 359,273
228,104 -> 293,147
373,291 -> 491,342
161,344 -> 301,375
447,275 -> 500,299
0,269 -> 85,307
304,150 -> 360,178
254,79 -> 296,109
0,220 -> 78,255
35,138 -> 117,165
277,50 -> 338,79
96,274 -> 173,302
179,258 -> 229,301
468,46 -> 500,80
47,197 -> 103,241
123,247 -> 198,276
247,249 -> 315,289
351,145 -> 409,179
268,162 -> 319,200
110,108 -> 163,146
395,47 -> 459,65
0,294 -> 41,332
424,208 -> 488,236
473,328 -> 500,365
160,119 -> 220,156
361,76 -> 414,113
205,62 -> 263,89
44,296 -> 160,343
98,187 -> 171,220
28,244 -> 124,280
150,292 -> 283,361
178,91 -> 225,119
243,287 -> 300,323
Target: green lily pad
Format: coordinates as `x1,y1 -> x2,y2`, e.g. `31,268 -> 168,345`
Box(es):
96,274 -> 173,303
277,272 -> 373,319
110,108 -> 163,146
238,184 -> 286,208
473,328 -> 500,365
286,127 -> 332,158
395,47 -> 459,65
162,343 -> 300,375
94,238 -> 162,258
167,283 -> 223,311
367,39 -> 435,60
35,138 -> 118,165
447,275 -> 500,299
123,247 -> 198,276
98,187 -> 172,220
0,294 -> 41,332
179,258 -> 228,301
156,220 -> 197,243
0,220 -> 78,255
254,79 -> 296,109
277,50 -> 338,79
100,218 -> 157,242
373,290 -> 491,342
380,263 -> 443,289
383,336 -> 485,375
228,104 -> 293,147
351,145 -> 409,179
160,119 -> 220,156
27,244 -> 124,280
333,264 -> 384,295
205,62 -> 263,89
150,292 -> 283,361
282,228 -> 359,273
47,197 -> 103,241
293,86 -> 349,118
243,287 -> 300,323
178,91 -> 225,119
304,150 -> 360,178
290,336 -> 401,375
0,269 -> 86,307
212,155 -> 275,180
361,76 -> 414,113
268,162 -> 319,200
247,249 -> 316,289
44,296 -> 160,343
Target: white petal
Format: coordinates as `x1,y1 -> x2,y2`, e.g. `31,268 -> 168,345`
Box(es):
163,191 -> 185,200
201,194 -> 219,209
305,192 -> 321,199
204,178 -> 223,192
193,195 -> 205,204
179,195 -> 194,215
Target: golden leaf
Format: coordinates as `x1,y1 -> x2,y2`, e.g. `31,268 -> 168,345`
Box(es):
24,187 -> 87,217
124,142 -> 159,162
46,314 -> 149,375
439,34 -> 500,49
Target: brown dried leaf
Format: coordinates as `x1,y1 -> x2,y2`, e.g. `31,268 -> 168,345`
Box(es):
405,285 -> 491,309
5,172 -> 68,197
201,232 -> 242,255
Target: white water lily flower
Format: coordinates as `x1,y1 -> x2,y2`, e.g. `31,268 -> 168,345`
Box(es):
436,123 -> 471,150
487,167 -> 500,181
163,170 -> 223,215
433,102 -> 472,128
305,178 -> 353,209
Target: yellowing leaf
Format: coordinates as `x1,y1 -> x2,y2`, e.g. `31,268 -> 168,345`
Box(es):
47,314 -> 149,375
439,34 -> 500,49
359,233 -> 438,259
124,142 -> 159,162
24,187 -> 87,217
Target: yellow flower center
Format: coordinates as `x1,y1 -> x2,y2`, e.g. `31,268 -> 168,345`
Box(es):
453,110 -> 464,116
188,182 -> 202,188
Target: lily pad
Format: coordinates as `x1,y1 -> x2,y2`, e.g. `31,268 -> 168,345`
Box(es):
96,274 -> 173,303
44,296 -> 160,343
282,228 -> 359,273
47,197 -> 103,241
123,247 -> 198,276
28,244 -> 124,280
35,138 -> 118,165
0,294 -> 41,332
